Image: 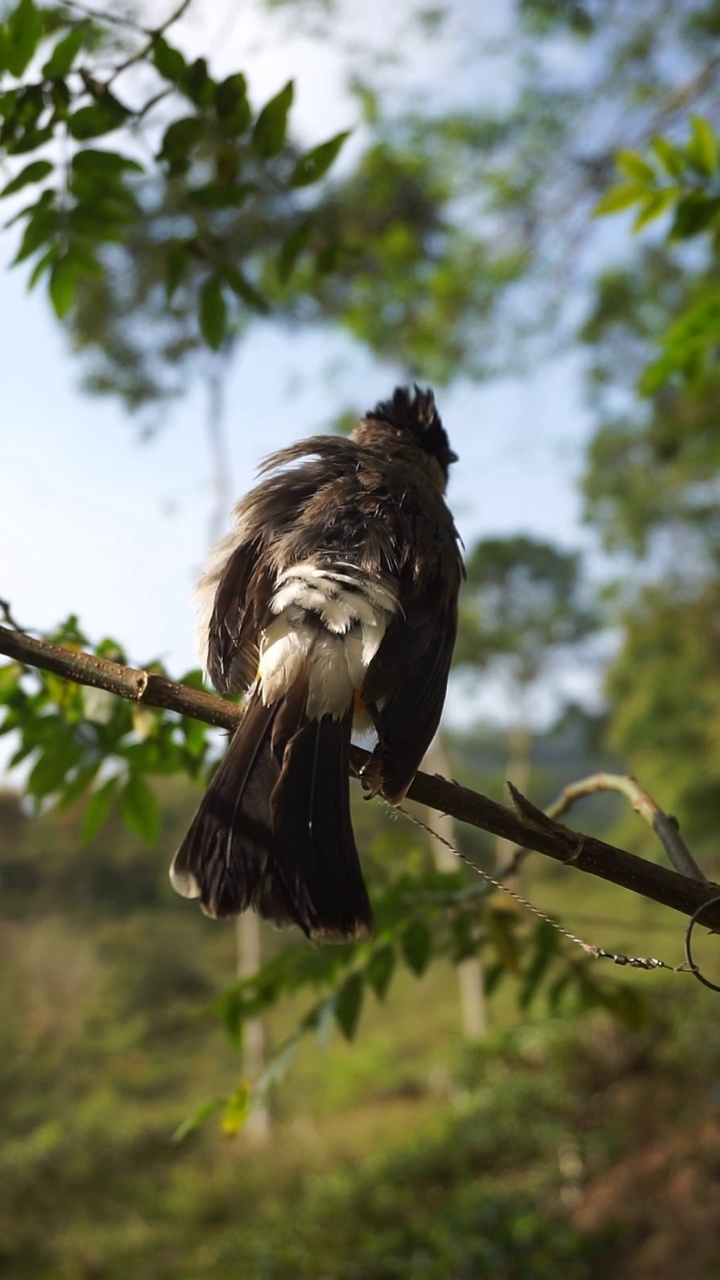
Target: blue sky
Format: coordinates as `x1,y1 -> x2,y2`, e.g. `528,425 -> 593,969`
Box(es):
0,0 -> 605,751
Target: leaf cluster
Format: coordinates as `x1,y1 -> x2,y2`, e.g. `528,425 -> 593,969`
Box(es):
0,0 -> 352,346
595,117 -> 720,390
0,616 -> 212,845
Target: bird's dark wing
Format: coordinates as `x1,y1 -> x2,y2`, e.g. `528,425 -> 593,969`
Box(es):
362,566 -> 460,803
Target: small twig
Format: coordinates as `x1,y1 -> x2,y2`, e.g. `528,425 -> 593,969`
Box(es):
2,622 -> 720,930
543,772 -> 707,883
61,1 -> 147,32
500,771 -> 708,885
106,0 -> 193,86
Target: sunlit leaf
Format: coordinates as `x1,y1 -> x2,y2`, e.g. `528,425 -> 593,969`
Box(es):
687,115 -> 718,177
593,183 -> 643,217
650,134 -> 685,177
615,149 -> 655,185
221,1084 -> 252,1136
0,662 -> 22,695
632,188 -> 677,232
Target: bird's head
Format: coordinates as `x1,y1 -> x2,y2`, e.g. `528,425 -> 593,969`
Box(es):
353,385 -> 458,491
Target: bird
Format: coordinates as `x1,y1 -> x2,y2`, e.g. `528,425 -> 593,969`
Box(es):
170,385 -> 463,941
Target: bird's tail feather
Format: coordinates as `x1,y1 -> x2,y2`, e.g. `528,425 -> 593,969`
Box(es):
170,691 -> 372,941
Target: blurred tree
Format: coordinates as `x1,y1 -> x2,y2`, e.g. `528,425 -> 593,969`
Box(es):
455,535 -> 599,869
456,535 -> 598,709
606,584 -> 720,846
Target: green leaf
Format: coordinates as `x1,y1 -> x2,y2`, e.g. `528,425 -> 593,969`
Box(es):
12,197 -> 57,264
151,35 -> 188,84
215,73 -> 251,134
49,254 -> 76,317
670,192 -> 720,239
121,773 -> 161,845
69,96 -> 130,141
158,115 -> 204,171
165,240 -> 191,300
27,240 -> 56,289
182,57 -> 214,108
42,24 -> 87,78
366,944 -> 396,1001
334,972 -> 364,1040
593,183 -> 644,217
401,920 -> 432,975
487,905 -> 520,972
6,0 -> 42,77
277,218 -> 314,282
4,186 -> 53,229
199,275 -> 227,350
28,739 -> 79,798
0,158 -> 52,197
223,265 -> 269,315
173,1096 -> 225,1143
518,920 -> 560,1010
71,148 -> 143,177
186,181 -> 254,209
0,662 -> 21,695
615,148 -> 655,185
221,1084 -> 252,1136
252,80 -> 293,158
650,134 -> 685,177
632,187 -> 678,232
58,761 -> 100,811
290,130 -> 350,187
687,115 -> 718,177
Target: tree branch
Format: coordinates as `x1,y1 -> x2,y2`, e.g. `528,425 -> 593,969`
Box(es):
2,622 -> 720,930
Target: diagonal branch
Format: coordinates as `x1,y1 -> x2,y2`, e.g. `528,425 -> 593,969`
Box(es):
2,622 -> 720,930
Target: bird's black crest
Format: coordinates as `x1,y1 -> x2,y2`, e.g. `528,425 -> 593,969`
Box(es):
366,385 -> 457,468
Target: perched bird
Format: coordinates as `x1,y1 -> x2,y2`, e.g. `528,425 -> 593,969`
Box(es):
170,386 -> 463,941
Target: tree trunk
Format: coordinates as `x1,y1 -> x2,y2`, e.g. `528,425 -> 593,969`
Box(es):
423,735 -> 487,1040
